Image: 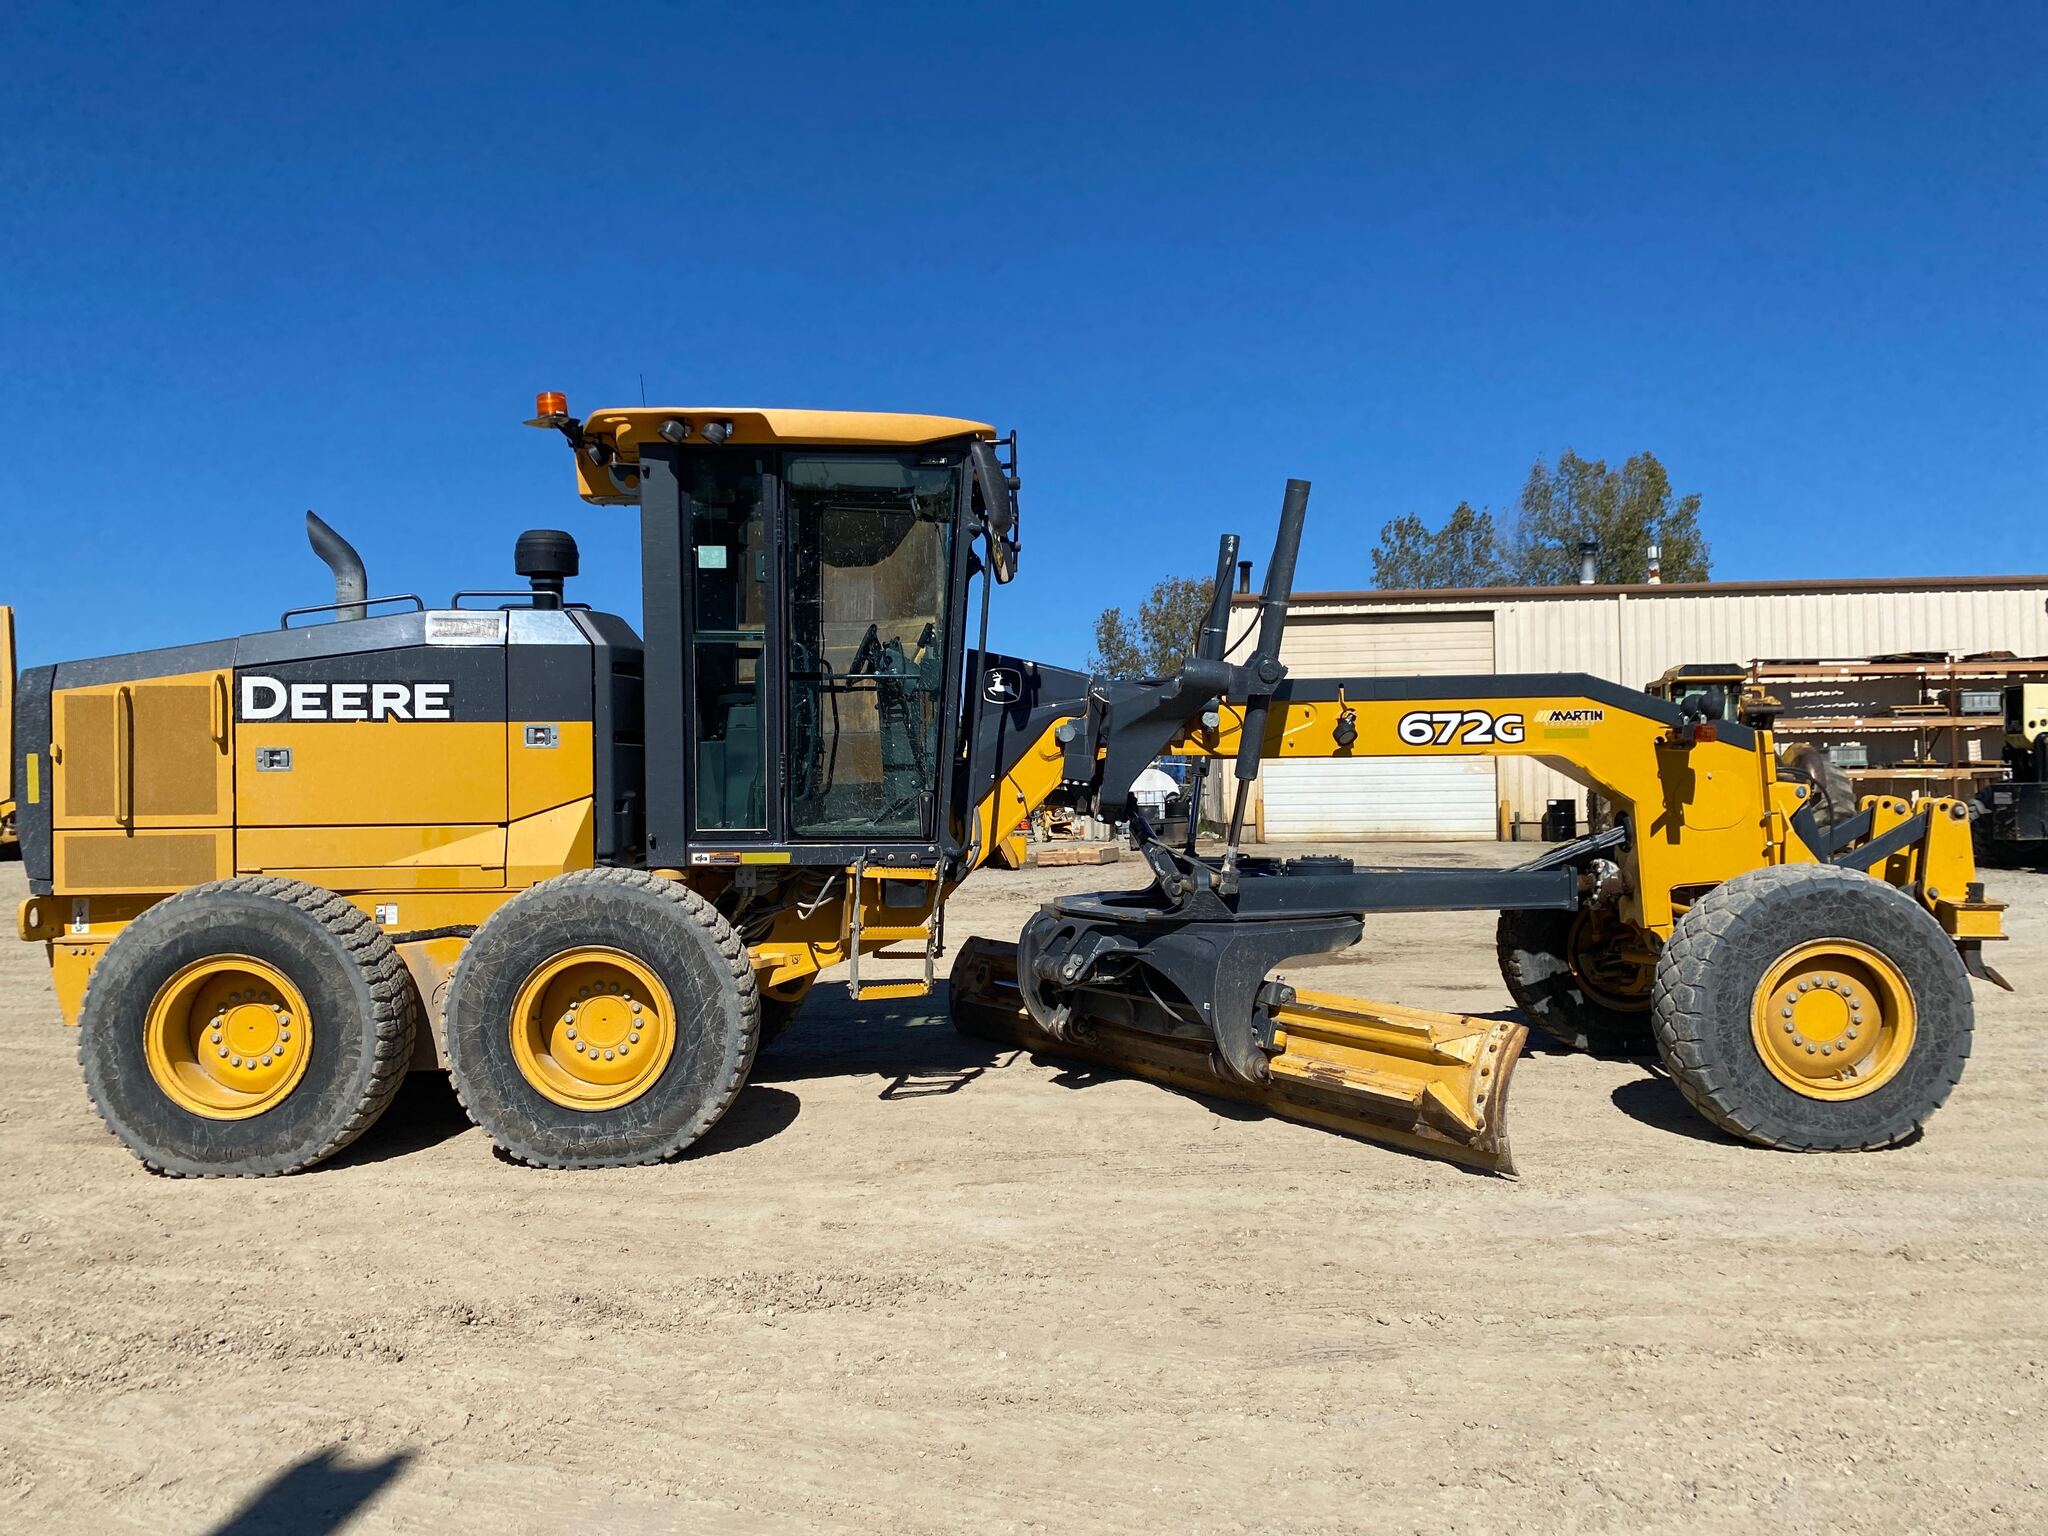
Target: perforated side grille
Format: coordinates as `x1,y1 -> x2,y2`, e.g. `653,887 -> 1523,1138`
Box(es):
131,685 -> 219,817
59,694 -> 117,818
57,831 -> 223,892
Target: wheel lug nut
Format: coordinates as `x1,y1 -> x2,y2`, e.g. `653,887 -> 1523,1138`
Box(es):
1804,1044 -> 1817,1054
565,1026 -> 577,1039
631,1003 -> 642,1015
603,1049 -> 615,1061
1820,1044 -> 1833,1056
628,1031 -> 640,1044
217,1045 -> 230,1058
1781,1007 -> 1794,1019
1798,981 -> 1811,993
230,1055 -> 243,1067
261,1054 -> 274,1067
617,1044 -> 629,1057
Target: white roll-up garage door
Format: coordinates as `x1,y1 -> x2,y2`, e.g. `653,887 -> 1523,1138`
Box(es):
1260,611 -> 1497,839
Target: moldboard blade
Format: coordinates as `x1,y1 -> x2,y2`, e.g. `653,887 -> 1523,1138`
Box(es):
949,938 -> 1524,1175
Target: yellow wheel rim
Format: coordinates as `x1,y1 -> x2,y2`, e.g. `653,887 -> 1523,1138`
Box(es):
1750,939 -> 1917,1101
1567,907 -> 1654,1013
509,947 -> 677,1111
144,956 -> 313,1119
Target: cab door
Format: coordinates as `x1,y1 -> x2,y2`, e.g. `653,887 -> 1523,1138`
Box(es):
781,451 -> 959,841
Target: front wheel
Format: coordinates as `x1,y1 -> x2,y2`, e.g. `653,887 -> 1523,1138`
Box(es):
1652,864 -> 1973,1150
1496,905 -> 1654,1055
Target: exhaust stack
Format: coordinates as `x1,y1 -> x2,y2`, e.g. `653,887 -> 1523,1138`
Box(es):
306,511 -> 368,622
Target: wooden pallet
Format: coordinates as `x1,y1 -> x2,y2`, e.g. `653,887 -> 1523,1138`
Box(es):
1030,844 -> 1122,868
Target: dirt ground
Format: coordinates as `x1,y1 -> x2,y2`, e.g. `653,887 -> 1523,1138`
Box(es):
0,843 -> 2042,1536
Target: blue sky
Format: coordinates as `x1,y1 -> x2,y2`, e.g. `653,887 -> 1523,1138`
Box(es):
2,2 -> 2043,669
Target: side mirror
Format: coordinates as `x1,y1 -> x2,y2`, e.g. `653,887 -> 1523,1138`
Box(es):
968,438 -> 1019,584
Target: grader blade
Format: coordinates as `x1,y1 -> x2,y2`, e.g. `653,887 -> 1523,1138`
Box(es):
951,938 -> 1525,1174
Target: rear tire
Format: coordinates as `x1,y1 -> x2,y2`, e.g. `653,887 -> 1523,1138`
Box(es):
1496,907 -> 1653,1055
1652,864 -> 1972,1150
77,878 -> 418,1177
444,870 -> 758,1168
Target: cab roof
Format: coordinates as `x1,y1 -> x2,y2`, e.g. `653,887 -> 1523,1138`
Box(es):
570,407 -> 996,504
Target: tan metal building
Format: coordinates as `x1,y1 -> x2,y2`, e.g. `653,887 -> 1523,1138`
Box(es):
1224,575 -> 2048,839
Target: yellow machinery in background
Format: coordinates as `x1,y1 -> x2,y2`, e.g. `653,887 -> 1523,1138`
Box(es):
7,401 -> 2008,1178
1,606 -> 15,857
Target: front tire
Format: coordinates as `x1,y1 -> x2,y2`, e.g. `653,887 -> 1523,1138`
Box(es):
1652,864 -> 1973,1150
77,878 -> 418,1177
1496,906 -> 1654,1055
444,870 -> 758,1168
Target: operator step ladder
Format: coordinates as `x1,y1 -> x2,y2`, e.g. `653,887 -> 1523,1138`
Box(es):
846,860 -> 945,1003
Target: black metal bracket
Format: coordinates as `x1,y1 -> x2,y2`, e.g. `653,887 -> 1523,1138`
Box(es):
1831,810 -> 1929,872
1012,840 -> 1578,1086
1513,822 -> 1630,872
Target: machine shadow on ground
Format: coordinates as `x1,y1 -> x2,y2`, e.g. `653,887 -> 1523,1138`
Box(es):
752,982 -> 1522,1174
750,982 -> 1020,1104
206,1447 -> 410,1536
319,1074 -> 473,1170
323,980 -> 1726,1167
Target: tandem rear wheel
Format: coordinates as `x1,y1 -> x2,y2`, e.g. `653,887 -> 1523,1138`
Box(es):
76,877 -> 419,1177
1652,864 -> 1974,1151
443,869 -> 759,1168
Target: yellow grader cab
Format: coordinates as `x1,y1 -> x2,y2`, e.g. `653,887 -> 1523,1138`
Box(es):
5,401 -> 2010,1177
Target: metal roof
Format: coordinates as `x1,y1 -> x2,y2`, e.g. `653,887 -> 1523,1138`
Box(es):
1233,574 -> 2048,606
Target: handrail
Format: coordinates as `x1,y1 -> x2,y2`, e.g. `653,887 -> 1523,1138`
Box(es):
279,594 -> 427,628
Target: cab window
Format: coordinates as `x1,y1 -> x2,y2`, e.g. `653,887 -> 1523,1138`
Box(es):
783,453 -> 954,838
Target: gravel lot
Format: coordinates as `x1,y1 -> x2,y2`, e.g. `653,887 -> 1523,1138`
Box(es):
1,844 -> 2042,1535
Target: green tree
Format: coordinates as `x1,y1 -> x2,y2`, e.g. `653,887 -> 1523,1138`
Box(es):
1369,501 -> 1510,589
1512,449 -> 1709,584
1089,574 -> 1214,677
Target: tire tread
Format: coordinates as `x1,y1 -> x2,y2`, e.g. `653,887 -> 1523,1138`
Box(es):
1651,863 -> 1972,1151
443,868 -> 758,1170
77,877 -> 419,1178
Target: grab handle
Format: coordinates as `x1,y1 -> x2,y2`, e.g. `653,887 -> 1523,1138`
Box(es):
211,673 -> 230,748
115,685 -> 135,826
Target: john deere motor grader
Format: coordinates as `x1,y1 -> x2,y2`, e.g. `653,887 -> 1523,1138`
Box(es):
7,398 -> 2007,1176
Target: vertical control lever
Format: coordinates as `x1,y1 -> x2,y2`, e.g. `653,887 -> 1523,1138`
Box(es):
1220,478 -> 1310,890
